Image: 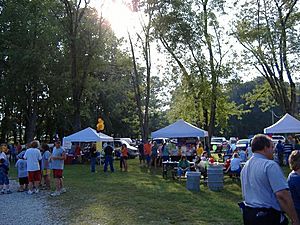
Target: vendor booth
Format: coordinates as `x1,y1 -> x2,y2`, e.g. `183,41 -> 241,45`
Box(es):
151,119 -> 208,161
63,127 -> 113,143
264,113 -> 300,134
152,119 -> 208,180
62,127 -> 113,164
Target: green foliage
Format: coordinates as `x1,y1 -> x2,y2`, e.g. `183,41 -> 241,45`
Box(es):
151,0 -> 242,135
243,80 -> 278,112
226,77 -> 282,138
233,0 -> 300,114
0,0 -> 152,141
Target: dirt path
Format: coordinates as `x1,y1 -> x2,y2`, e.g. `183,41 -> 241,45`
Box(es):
1,179 -> 68,225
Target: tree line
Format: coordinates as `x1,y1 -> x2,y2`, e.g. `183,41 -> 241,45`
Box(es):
0,0 -> 299,143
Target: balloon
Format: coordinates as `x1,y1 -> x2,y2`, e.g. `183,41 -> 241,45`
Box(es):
96,118 -> 105,131
212,145 -> 217,151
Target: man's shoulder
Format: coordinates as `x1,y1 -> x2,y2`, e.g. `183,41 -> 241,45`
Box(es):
251,156 -> 278,167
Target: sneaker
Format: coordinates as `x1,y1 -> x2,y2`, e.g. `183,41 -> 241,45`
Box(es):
60,188 -> 66,194
34,189 -> 39,194
27,190 -> 34,195
6,190 -> 12,194
50,191 -> 61,197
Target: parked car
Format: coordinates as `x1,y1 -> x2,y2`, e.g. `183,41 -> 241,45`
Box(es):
211,137 -> 228,151
271,135 -> 285,145
229,137 -> 237,144
236,139 -> 251,151
114,139 -> 139,159
152,138 -> 169,145
114,138 -> 133,145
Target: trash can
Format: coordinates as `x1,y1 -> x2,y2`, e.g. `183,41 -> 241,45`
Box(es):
186,171 -> 201,192
207,164 -> 224,191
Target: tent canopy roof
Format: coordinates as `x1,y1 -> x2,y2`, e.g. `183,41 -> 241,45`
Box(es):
264,113 -> 300,134
63,127 -> 113,142
151,119 -> 208,138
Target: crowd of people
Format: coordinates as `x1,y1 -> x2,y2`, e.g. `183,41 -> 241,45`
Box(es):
0,140 -> 66,197
274,136 -> 300,166
1,134 -> 300,224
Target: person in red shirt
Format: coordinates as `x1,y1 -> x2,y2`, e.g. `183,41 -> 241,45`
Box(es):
144,141 -> 152,167
75,144 -> 82,164
121,144 -> 128,172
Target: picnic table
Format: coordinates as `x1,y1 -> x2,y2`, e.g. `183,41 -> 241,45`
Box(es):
162,161 -> 195,179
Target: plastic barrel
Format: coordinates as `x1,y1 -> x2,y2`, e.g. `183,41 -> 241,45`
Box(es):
186,172 -> 201,192
207,164 -> 224,191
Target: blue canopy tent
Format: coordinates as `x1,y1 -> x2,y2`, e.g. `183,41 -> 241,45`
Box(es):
151,119 -> 208,138
63,127 -> 113,143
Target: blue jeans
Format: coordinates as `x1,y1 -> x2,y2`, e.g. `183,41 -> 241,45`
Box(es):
104,156 -> 114,172
0,173 -> 9,185
284,152 -> 291,166
90,157 -> 96,172
177,168 -> 190,177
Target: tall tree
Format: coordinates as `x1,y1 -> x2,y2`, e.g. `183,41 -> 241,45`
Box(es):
60,0 -> 91,131
0,0 -> 64,142
152,0 -> 235,138
233,0 -> 300,115
128,1 -> 154,141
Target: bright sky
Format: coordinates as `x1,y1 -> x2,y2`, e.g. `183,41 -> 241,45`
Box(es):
90,0 -> 258,82
92,0 -> 139,38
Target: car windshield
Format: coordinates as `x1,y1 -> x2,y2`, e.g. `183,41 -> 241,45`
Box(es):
211,138 -> 223,143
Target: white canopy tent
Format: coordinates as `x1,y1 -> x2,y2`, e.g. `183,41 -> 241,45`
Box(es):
264,113 -> 300,134
63,127 -> 113,143
151,119 -> 208,138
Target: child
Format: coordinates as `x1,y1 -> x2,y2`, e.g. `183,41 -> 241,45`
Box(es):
0,158 -> 11,194
121,144 -> 128,172
177,156 -> 190,180
226,153 -> 242,176
15,157 -> 28,192
41,143 -> 51,190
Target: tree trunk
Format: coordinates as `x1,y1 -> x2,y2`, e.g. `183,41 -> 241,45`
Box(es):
203,0 -> 217,140
128,33 -> 145,141
25,109 -> 37,143
61,0 -> 90,132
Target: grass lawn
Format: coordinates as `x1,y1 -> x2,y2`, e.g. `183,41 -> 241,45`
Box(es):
12,159 -> 281,225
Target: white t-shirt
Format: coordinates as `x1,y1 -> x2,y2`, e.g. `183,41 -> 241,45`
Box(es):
0,152 -> 7,161
0,152 -> 9,166
24,148 -> 42,171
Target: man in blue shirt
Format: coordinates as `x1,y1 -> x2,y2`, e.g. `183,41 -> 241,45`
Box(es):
241,134 -> 299,225
103,144 -> 114,172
